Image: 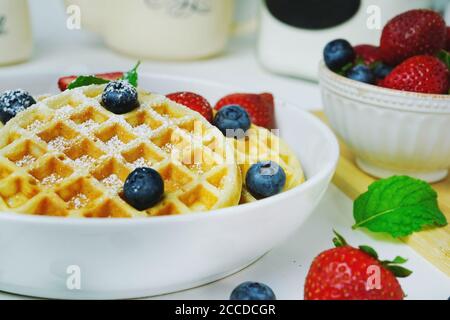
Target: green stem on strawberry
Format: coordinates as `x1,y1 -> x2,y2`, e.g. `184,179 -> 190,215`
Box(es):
332,230 -> 348,247
334,231 -> 412,278
437,50 -> 450,70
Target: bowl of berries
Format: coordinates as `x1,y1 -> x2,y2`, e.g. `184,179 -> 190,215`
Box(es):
319,9 -> 450,183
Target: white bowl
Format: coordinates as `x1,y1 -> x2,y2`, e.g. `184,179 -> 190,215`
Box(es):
319,61 -> 450,183
0,73 -> 339,299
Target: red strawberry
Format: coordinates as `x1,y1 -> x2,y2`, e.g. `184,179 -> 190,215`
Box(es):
304,232 -> 410,300
214,93 -> 275,129
381,55 -> 449,94
166,92 -> 213,122
58,72 -> 124,91
446,26 -> 450,51
380,9 -> 446,65
354,44 -> 381,65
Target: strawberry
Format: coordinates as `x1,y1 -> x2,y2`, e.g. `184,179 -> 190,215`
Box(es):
446,26 -> 450,52
354,44 -> 381,65
166,92 -> 213,122
214,93 -> 275,129
304,232 -> 411,300
381,55 -> 449,94
380,9 -> 446,65
58,72 -> 123,91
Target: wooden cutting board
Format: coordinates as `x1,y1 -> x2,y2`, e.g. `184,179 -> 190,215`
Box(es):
314,111 -> 450,276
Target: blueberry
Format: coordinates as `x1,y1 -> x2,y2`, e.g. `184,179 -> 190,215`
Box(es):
0,89 -> 36,124
212,105 -> 251,138
230,282 -> 276,300
324,39 -> 355,71
246,161 -> 286,199
123,167 -> 164,210
346,64 -> 376,84
101,80 -> 139,115
373,63 -> 394,80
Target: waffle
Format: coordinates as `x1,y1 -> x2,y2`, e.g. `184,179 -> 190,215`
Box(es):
235,125 -> 305,203
0,85 -> 241,218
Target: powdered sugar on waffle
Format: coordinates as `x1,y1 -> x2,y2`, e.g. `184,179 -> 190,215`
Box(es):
15,155 -> 36,167
71,155 -> 95,167
48,137 -> 71,152
69,193 -> 88,209
41,173 -> 63,185
188,162 -> 204,175
76,119 -> 98,133
105,135 -> 124,150
133,124 -> 152,137
131,157 -> 151,168
101,174 -> 123,193
54,105 -> 74,120
26,120 -> 45,133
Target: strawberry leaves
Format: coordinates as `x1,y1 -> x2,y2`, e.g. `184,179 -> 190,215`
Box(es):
437,50 -> 450,70
360,246 -> 412,278
436,50 -> 450,94
353,176 -> 447,238
332,231 -> 412,278
380,257 -> 412,278
358,245 -> 378,259
332,230 -> 348,247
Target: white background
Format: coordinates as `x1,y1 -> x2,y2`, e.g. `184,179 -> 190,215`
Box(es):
0,0 -> 448,300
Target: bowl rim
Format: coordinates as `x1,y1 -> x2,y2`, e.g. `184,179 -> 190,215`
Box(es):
319,61 -> 450,113
0,72 -> 340,226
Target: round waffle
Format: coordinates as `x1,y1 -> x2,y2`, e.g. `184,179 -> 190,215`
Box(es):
0,85 -> 241,218
235,125 -> 305,204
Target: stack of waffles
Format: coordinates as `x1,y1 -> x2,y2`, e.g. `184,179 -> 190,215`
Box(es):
0,85 -> 303,217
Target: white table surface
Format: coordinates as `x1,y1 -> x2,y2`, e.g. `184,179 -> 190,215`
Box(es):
0,0 -> 448,300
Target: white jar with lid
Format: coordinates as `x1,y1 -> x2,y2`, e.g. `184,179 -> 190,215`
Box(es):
0,0 -> 32,66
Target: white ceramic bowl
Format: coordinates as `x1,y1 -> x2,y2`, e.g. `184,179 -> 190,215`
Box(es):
0,73 -> 339,299
319,61 -> 450,183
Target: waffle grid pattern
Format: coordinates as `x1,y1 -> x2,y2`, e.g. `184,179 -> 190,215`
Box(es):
0,85 -> 241,218
236,125 -> 305,203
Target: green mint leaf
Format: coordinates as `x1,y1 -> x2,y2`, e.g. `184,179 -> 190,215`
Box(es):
121,61 -> 141,87
358,245 -> 379,259
352,176 -> 447,238
385,265 -> 413,278
67,76 -> 110,90
437,50 -> 450,71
